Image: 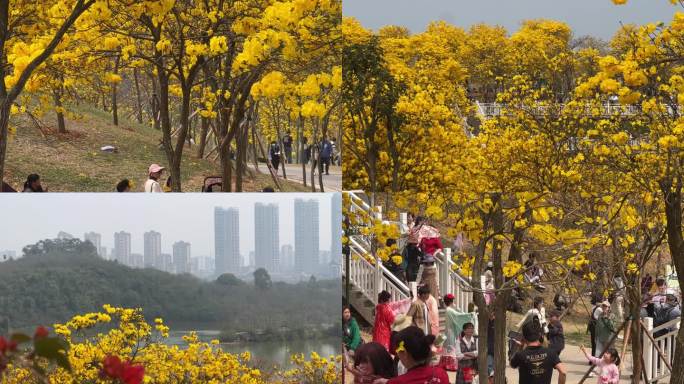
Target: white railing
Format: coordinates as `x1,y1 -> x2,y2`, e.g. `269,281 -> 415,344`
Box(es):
434,249 -> 473,313
476,102 -> 679,118
643,316 -> 679,383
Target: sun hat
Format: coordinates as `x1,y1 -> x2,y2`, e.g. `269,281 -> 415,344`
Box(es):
444,293 -> 455,301
148,164 -> 165,175
601,300 -> 610,307
392,315 -> 413,332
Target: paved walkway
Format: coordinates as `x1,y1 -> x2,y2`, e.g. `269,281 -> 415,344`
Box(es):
450,344 -> 638,383
344,343 -> 647,383
254,161 -> 341,191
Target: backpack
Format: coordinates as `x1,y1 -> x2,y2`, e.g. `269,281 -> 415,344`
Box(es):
587,305 -> 600,333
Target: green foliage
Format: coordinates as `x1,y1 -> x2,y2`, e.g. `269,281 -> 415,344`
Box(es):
0,239 -> 340,336
253,268 -> 272,290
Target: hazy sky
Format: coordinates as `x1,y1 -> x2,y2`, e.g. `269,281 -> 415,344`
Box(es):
0,193 -> 336,258
343,0 -> 679,40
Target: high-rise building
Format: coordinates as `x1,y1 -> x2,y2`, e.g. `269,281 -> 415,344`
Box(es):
295,199 -> 319,274
57,231 -> 74,240
214,207 -> 240,275
161,253 -> 173,273
84,232 -> 102,257
173,241 -> 191,274
331,193 -> 343,262
143,231 -> 162,269
113,231 -> 131,266
281,244 -> 294,270
254,203 -> 279,271
130,253 -> 144,268
101,246 -> 108,260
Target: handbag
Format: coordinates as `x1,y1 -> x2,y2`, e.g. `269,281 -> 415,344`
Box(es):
438,346 -> 458,371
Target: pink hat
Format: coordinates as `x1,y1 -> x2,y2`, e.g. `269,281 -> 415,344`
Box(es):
148,164 -> 165,175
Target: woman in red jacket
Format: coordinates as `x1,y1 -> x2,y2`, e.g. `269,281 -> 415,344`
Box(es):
373,291 -> 396,352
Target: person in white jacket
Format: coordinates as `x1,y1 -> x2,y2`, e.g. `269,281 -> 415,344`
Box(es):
517,296 -> 548,335
144,164 -> 165,193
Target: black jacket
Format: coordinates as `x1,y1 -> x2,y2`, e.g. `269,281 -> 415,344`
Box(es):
547,320 -> 565,353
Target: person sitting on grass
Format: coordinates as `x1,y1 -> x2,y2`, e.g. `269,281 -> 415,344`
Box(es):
579,345 -> 620,384
23,174 -> 45,192
116,179 -> 132,192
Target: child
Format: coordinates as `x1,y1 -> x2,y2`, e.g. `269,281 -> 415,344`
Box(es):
580,345 -> 620,384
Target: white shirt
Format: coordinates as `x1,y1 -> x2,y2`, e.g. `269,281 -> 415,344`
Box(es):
454,335 -> 478,359
144,179 -> 162,193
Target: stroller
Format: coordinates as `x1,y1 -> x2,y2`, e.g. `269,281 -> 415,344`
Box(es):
201,176 -> 222,192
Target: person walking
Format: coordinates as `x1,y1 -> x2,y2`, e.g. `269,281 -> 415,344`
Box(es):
283,131 -> 293,164
517,296 -> 548,335
587,295 -> 603,357
547,310 -> 565,357
373,291 -> 396,352
510,319 -> 567,384
406,285 -> 431,335
319,136 -> 333,175
405,216 -> 423,283
145,164 -> 165,192
268,140 -> 281,175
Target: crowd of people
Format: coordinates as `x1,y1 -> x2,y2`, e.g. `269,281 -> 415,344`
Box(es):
267,132 -> 340,177
341,212 -> 684,384
2,163 -> 279,193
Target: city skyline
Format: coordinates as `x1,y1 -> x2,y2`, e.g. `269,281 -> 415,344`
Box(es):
0,194 -> 336,257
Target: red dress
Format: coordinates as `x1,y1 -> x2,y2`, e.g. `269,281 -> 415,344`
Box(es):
372,303 -> 395,351
387,365 -> 450,384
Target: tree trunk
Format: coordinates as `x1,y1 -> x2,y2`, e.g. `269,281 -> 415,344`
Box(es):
196,117 -> 209,158
53,88 -> 66,133
299,113 -> 307,187
0,101 -> 11,187
133,67 -> 143,124
111,56 -> 120,126
628,287 -> 643,384
662,180 -> 684,383
236,121 -> 246,192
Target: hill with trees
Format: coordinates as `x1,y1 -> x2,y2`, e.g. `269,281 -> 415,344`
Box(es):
0,238 -> 340,339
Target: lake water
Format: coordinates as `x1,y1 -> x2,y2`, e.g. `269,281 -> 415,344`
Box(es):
166,330 -> 339,369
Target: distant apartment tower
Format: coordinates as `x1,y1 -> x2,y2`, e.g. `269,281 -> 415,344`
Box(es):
57,231 -> 74,240
295,199 -> 320,274
143,231 -> 162,268
84,232 -> 102,257
214,207 -> 240,275
113,231 -> 131,266
331,193 -> 343,261
254,203 -> 279,271
173,241 -> 191,274
130,253 -> 144,268
161,253 -> 173,273
281,244 -> 294,270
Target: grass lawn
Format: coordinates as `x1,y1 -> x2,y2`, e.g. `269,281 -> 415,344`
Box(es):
4,105 -> 309,192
